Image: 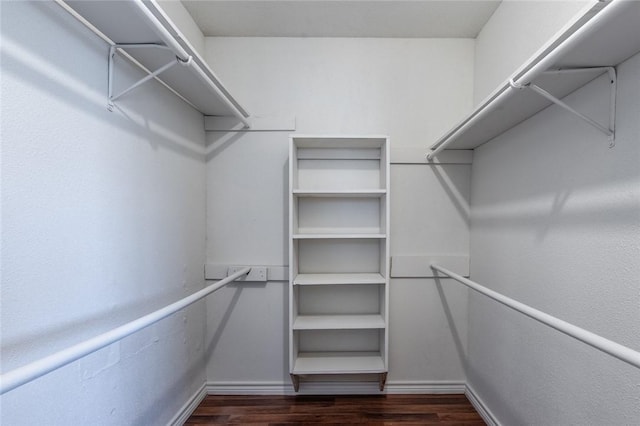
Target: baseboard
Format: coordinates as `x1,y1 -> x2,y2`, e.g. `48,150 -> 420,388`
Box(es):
173,380 -> 488,424
206,380 -> 465,396
168,382 -> 207,426
465,383 -> 500,426
207,381 -> 294,395
386,380 -> 466,394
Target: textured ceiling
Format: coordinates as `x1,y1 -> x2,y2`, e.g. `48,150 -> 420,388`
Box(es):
181,1 -> 502,38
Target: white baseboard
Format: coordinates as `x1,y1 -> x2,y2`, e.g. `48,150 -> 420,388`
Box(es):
168,382 -> 207,426
387,380 -> 466,394
465,383 -> 500,426
172,380 -> 482,425
207,381 -> 293,395
206,380 -> 465,396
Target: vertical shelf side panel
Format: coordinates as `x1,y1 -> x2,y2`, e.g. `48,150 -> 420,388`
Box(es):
379,137 -> 390,369
289,137 -> 297,374
385,138 -> 391,367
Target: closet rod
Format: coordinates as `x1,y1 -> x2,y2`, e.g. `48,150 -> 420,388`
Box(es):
0,267 -> 251,395
427,0 -> 622,160
431,264 -> 640,370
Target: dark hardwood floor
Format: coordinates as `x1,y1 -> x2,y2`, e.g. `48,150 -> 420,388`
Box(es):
185,394 -> 486,425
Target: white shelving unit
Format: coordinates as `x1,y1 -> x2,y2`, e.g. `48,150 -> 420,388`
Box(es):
289,135 -> 390,392
428,0 -> 640,155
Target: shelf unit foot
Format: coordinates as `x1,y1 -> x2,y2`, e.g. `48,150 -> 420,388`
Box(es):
378,373 -> 387,391
378,372 -> 388,391
290,374 -> 300,392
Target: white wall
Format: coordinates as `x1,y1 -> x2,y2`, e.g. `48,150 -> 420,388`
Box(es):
1,2 -> 207,424
203,37 -> 474,390
468,52 -> 640,424
473,0 -> 592,105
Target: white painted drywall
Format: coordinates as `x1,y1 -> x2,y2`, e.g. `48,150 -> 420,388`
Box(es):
1,2 -> 207,424
467,52 -> 640,424
204,37 -> 473,389
473,0 -> 593,106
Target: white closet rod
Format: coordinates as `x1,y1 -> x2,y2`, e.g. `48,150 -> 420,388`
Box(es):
427,0 -> 622,160
0,267 -> 251,395
430,264 -> 640,370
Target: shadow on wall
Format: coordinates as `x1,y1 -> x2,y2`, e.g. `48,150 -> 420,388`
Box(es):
1,1 -> 205,162
431,165 -> 471,222
132,331 -> 207,425
465,293 -> 533,426
204,281 -> 271,358
470,72 -> 640,209
0,288 -> 198,372
465,354 -> 527,425
205,132 -> 246,162
434,276 -> 467,373
205,286 -> 245,359
470,178 -> 639,242
203,280 -> 290,383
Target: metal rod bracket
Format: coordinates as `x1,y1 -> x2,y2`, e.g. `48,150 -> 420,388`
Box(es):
509,67 -> 616,147
107,43 -> 179,110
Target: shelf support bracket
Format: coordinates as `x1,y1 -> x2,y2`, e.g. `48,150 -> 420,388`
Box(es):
509,67 -> 616,147
107,44 -> 191,111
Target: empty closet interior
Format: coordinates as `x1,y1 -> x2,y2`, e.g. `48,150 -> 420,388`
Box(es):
1,1 -> 639,425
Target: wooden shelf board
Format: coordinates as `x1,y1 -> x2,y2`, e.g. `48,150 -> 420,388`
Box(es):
293,190 -> 386,197
293,233 -> 386,239
292,136 -> 387,149
292,352 -> 385,375
294,273 -> 386,285
296,227 -> 383,235
293,314 -> 385,330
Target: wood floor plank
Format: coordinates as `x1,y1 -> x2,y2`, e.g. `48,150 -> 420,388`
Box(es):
185,394 -> 485,425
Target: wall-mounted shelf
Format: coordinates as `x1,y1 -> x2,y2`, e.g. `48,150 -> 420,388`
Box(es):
62,0 -> 250,123
428,0 -> 640,157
